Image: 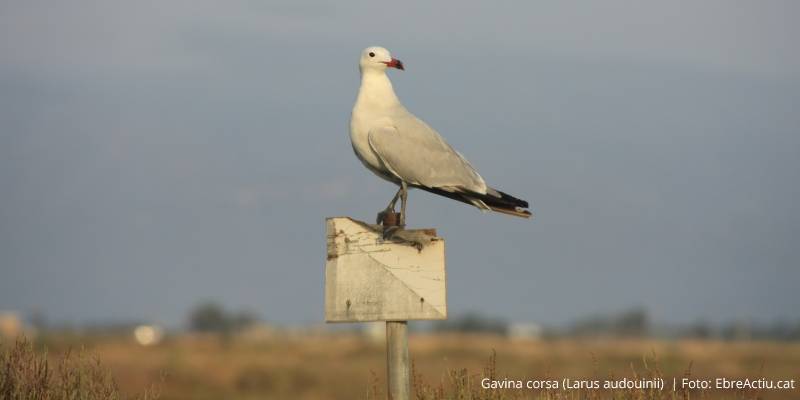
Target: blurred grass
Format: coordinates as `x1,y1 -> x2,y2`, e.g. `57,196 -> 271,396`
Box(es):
5,333 -> 799,400
0,338 -> 160,400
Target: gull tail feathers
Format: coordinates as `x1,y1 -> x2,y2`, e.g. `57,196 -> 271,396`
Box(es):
484,204 -> 532,218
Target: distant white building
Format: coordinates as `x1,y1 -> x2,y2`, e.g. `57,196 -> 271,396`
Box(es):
133,324 -> 165,346
508,322 -> 543,340
364,322 -> 386,343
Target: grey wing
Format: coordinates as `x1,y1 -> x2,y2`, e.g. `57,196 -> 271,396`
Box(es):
367,117 -> 487,194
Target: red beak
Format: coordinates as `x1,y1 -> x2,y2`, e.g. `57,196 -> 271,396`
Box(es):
383,58 -> 404,70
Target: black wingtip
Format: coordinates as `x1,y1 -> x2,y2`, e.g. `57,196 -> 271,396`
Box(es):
416,185 -> 531,218
495,189 -> 529,209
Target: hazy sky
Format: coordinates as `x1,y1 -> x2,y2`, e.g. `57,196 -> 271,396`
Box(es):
1,1 -> 798,328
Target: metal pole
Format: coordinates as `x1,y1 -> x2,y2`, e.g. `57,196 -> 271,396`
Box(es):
386,320 -> 410,400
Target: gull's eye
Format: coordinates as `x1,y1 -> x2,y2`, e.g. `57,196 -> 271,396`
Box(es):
369,52 -> 375,57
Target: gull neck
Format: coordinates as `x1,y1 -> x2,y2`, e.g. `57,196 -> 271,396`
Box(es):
356,69 -> 401,110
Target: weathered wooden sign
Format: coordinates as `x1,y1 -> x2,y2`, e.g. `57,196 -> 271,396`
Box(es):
324,217 -> 447,322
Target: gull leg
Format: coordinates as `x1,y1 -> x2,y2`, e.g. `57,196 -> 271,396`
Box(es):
399,181 -> 408,227
387,187 -> 402,211
376,187 -> 403,225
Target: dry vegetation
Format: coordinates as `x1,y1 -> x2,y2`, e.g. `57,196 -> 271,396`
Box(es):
0,338 -> 160,400
5,333 -> 799,400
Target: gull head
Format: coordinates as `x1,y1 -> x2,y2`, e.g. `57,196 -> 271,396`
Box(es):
359,46 -> 404,73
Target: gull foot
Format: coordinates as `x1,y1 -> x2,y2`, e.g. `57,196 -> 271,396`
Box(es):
377,210 -> 402,227
382,225 -> 401,240
376,209 -> 388,225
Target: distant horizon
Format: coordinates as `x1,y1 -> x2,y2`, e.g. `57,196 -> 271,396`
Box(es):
5,305 -> 798,334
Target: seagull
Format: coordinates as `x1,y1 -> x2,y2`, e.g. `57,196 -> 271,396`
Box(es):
350,46 -> 531,228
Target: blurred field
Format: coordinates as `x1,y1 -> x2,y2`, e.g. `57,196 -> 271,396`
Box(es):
15,332 -> 800,400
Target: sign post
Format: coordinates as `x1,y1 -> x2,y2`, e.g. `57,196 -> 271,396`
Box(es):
386,321 -> 409,399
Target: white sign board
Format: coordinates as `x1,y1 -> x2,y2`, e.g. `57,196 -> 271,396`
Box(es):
325,217 -> 447,322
